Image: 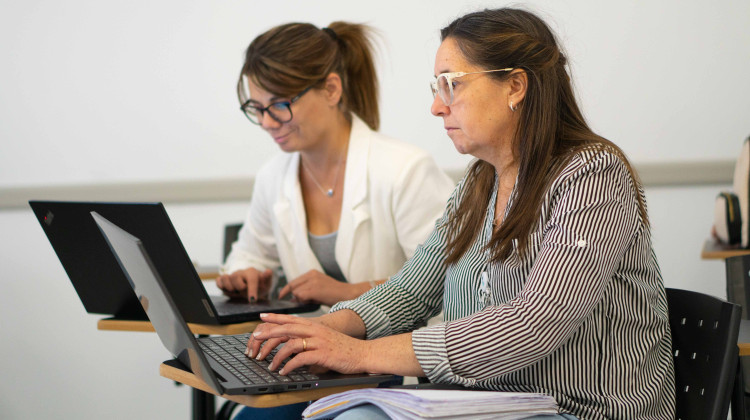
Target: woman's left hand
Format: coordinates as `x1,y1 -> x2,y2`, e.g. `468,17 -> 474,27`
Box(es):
278,270 -> 365,306
248,313 -> 372,375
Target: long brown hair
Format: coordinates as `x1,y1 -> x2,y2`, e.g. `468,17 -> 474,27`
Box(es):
443,8 -> 648,264
236,21 -> 380,131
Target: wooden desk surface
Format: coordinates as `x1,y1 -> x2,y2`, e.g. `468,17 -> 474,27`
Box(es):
701,239 -> 750,260
197,265 -> 220,280
159,361 -> 374,408
740,320 -> 750,357
97,318 -> 259,335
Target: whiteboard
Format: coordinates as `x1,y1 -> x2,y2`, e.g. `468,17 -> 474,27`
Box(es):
1,0 -> 749,188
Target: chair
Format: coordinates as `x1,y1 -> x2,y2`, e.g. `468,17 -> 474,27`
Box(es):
667,287 -> 742,420
222,222 -> 243,261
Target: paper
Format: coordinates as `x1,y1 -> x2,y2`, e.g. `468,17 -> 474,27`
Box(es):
303,388 -> 559,419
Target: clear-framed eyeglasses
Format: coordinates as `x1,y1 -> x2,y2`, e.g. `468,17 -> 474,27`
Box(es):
240,85 -> 313,125
430,68 -> 514,106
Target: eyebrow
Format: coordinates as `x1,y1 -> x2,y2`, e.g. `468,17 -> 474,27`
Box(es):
246,96 -> 287,106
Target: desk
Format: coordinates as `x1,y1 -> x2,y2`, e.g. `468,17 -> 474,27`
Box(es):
701,239 -> 750,260
97,318 -> 259,335
197,265 -> 220,280
160,359 -> 374,409
98,318 -> 259,420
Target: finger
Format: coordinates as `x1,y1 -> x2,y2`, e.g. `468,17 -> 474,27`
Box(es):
278,284 -> 292,300
269,337 -> 306,371
251,322 -> 316,350
225,275 -> 247,293
247,331 -> 285,359
288,286 -> 314,303
245,276 -> 259,303
223,289 -> 243,298
256,338 -> 285,361
216,276 -> 240,297
258,313 -> 314,328
246,324 -> 263,358
279,273 -> 308,299
291,281 -> 325,302
278,351 -> 319,376
217,275 -> 237,292
246,322 -> 273,357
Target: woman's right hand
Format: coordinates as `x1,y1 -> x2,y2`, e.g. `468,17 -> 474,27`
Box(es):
246,313 -> 370,375
247,310 -> 368,362
215,267 -> 272,302
246,312 -> 423,377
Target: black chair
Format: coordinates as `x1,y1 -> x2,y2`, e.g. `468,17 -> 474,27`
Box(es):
667,287 -> 742,420
222,222 -> 243,261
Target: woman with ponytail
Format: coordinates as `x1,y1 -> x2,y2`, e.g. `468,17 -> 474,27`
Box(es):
217,22 -> 453,308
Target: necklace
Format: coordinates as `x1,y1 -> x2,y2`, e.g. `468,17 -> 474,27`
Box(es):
301,153 -> 344,198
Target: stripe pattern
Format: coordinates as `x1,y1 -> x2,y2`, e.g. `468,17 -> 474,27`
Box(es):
332,148 -> 675,419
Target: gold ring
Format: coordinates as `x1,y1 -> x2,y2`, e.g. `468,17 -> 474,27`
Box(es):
302,338 -> 307,352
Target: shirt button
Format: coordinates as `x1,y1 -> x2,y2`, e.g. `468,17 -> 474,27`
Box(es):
577,239 -> 587,248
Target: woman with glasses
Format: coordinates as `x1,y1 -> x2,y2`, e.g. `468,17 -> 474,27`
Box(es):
218,20 -> 453,420
248,8 -> 675,420
217,22 -> 453,315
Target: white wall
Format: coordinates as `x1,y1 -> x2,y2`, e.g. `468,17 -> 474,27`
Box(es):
1,0 -> 749,188
1,0 -> 749,419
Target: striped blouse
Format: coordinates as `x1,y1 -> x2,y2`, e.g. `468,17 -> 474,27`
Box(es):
331,148 -> 676,419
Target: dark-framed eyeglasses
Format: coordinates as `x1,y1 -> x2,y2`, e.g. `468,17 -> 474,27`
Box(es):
240,85 -> 313,125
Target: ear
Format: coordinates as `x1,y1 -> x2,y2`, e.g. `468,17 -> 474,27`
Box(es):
323,72 -> 344,106
507,69 -> 528,109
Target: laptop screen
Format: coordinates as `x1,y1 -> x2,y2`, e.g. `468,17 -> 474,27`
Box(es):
92,211 -> 222,393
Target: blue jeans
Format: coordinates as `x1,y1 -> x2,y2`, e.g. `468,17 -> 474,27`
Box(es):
231,401 -> 308,420
333,405 -> 579,420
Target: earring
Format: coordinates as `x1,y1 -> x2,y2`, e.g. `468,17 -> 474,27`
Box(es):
509,101 -> 516,112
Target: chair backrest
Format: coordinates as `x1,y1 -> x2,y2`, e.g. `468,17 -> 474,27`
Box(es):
667,287 -> 741,420
222,222 -> 243,261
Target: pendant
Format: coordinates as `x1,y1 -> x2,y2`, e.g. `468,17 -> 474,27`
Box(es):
326,189 -> 334,197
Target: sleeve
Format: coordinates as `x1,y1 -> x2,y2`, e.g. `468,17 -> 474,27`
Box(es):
391,152 -> 456,259
221,167 -> 281,275
331,177 -> 466,340
413,153 -> 642,386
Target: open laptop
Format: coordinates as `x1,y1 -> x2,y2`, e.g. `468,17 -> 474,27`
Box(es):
29,200 -> 317,323
92,211 -> 395,395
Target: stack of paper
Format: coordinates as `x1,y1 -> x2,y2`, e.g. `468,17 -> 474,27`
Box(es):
302,388 -> 559,419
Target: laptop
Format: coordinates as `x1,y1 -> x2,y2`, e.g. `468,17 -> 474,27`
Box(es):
92,211 -> 395,395
29,200 -> 318,323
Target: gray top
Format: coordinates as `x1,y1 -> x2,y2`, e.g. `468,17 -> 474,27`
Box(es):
307,231 -> 346,283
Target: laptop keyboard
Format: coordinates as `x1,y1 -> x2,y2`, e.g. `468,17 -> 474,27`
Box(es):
198,333 -> 320,385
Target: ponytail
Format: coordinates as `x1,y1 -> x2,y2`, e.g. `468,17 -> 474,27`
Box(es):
238,21 -> 380,130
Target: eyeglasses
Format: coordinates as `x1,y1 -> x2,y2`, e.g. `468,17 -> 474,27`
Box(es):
430,68 -> 514,106
240,85 -> 313,125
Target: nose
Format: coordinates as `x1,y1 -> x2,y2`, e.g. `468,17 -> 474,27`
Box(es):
430,94 -> 449,117
259,111 -> 282,130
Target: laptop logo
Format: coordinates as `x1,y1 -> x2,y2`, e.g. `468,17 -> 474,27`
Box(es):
43,210 -> 54,227
201,299 -> 215,318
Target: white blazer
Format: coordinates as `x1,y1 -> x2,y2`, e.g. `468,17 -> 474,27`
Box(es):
223,116 -> 454,287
